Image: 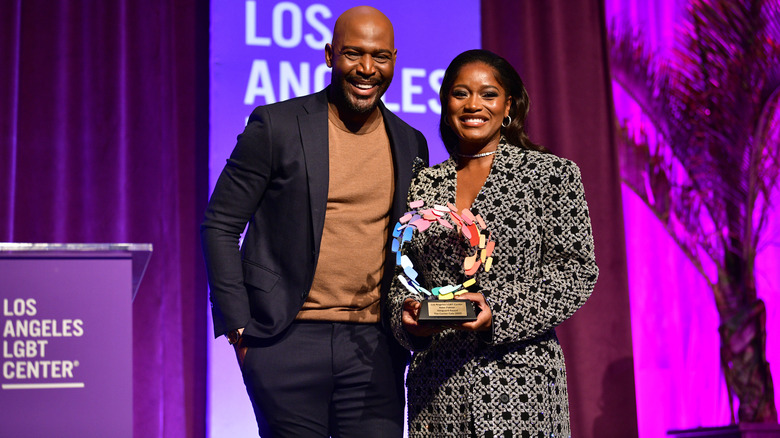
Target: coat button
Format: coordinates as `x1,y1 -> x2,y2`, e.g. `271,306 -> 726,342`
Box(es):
499,393 -> 510,403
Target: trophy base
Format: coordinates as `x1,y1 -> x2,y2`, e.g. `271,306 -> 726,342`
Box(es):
418,299 -> 477,322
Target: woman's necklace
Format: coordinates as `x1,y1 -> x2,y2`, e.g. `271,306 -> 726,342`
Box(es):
456,149 -> 497,159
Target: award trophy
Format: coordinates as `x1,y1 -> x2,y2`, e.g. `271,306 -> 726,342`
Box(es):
418,289 -> 478,322
392,200 -> 496,323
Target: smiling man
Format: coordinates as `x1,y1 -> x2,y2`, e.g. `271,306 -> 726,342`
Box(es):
326,8 -> 396,119
201,6 -> 428,437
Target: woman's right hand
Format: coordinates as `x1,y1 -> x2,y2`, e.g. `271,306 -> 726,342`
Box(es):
402,298 -> 446,337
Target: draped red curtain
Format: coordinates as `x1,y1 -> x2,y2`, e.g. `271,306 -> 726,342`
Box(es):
0,1 -> 209,437
482,1 -> 639,437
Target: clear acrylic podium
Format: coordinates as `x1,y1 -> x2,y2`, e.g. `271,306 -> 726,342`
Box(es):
0,243 -> 152,437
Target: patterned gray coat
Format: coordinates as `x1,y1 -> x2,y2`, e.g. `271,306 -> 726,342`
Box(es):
389,142 -> 598,438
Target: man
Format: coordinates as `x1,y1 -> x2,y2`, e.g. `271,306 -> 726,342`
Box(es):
201,6 -> 428,437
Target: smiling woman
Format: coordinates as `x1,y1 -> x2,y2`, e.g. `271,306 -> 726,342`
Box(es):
444,62 -> 510,156
389,49 -> 599,437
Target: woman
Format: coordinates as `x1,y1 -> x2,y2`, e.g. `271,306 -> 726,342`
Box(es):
389,49 -> 598,437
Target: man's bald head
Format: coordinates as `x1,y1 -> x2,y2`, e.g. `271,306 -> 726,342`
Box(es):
331,6 -> 395,49
325,6 -> 397,123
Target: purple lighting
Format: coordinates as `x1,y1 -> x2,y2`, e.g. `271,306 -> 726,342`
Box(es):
608,0 -> 780,435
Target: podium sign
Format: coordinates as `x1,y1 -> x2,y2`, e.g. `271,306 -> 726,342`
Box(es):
0,243 -> 151,438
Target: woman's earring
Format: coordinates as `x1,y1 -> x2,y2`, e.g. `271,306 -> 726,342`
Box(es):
502,116 -> 512,128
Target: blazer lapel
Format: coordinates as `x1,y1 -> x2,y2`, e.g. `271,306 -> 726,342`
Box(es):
381,104 -> 417,220
299,93 -> 422,257
298,90 -> 330,258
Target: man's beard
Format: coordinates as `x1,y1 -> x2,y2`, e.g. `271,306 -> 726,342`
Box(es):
335,76 -> 389,114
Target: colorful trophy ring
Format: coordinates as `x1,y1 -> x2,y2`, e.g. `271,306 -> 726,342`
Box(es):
391,200 -> 496,301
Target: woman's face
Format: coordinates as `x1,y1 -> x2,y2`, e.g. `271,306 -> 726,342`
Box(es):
445,62 -> 511,149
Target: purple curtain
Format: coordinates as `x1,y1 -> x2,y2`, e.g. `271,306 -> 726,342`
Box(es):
482,1 -> 639,437
0,1 -> 209,437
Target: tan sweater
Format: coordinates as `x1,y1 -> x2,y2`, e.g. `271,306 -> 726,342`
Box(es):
296,104 -> 395,323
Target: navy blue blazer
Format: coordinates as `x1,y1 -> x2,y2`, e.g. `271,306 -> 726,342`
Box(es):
202,88 -> 429,340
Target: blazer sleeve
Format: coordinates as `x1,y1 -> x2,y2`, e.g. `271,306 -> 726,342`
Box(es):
488,159 -> 599,346
414,130 -> 429,167
201,105 -> 274,337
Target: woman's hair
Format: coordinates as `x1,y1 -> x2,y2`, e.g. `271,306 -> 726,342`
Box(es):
438,49 -> 548,155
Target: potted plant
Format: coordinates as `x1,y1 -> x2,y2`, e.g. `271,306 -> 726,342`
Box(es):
609,0 -> 780,434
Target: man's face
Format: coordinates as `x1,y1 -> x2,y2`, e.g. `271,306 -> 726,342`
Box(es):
326,17 -> 396,116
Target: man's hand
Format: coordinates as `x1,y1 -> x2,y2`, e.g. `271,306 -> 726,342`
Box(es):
231,328 -> 248,368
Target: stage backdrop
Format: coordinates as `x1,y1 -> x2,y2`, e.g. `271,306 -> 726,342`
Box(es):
207,1 -> 479,435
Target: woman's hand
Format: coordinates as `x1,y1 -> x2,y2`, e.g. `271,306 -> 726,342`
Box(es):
402,298 -> 446,337
452,292 -> 492,332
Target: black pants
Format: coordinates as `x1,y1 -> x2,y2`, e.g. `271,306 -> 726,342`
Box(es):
240,321 -> 407,438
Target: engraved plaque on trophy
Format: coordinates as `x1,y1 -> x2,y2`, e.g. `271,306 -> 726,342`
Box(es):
418,298 -> 477,322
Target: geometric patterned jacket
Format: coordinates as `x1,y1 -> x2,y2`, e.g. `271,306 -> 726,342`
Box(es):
389,142 -> 599,438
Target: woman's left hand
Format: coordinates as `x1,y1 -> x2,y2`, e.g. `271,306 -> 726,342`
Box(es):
452,292 -> 492,332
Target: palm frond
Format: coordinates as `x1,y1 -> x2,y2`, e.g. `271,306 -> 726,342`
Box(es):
609,0 -> 780,422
